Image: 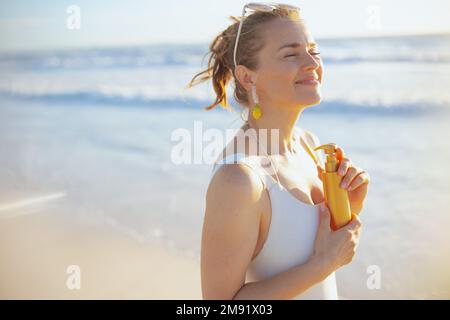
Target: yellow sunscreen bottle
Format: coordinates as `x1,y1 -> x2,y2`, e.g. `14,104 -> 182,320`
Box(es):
314,143 -> 352,230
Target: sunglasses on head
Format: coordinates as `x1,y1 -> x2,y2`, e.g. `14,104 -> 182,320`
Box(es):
233,2 -> 301,68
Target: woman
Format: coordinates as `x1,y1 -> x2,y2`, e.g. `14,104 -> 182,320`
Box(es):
188,3 -> 370,300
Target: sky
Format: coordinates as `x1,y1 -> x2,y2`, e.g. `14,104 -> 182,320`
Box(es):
0,0 -> 450,52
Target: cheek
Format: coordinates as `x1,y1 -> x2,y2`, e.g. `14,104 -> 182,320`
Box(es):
265,67 -> 296,90
277,63 -> 300,86
317,62 -> 323,83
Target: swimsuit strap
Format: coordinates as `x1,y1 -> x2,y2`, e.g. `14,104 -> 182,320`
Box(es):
296,128 -> 323,167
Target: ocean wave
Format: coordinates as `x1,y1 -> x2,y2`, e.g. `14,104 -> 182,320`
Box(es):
1,34 -> 450,70
0,46 -> 205,70
1,88 -> 447,116
1,52 -> 449,70
0,88 -> 197,108
323,56 -> 450,64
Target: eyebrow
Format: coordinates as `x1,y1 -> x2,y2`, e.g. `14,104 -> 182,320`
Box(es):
277,42 -> 317,51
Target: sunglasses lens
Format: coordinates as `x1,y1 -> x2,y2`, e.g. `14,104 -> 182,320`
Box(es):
247,3 -> 300,13
277,4 -> 300,11
247,4 -> 273,12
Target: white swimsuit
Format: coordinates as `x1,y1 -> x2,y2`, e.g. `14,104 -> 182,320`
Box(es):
210,127 -> 338,300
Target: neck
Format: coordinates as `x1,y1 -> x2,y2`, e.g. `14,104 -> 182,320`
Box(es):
245,104 -> 304,155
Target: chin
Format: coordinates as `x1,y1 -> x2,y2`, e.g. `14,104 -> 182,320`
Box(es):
296,93 -> 322,107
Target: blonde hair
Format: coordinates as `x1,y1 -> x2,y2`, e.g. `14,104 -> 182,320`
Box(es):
187,7 -> 301,111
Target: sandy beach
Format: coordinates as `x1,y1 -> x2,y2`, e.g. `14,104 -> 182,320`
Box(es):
0,202 -> 201,299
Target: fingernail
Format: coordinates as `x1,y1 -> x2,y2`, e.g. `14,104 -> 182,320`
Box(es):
340,181 -> 347,189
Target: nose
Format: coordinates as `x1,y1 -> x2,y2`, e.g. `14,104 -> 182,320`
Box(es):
301,52 -> 321,72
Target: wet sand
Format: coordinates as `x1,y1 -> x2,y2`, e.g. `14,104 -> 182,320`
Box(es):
0,206 -> 201,299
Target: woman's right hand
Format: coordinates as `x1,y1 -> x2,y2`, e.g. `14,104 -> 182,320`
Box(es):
312,203 -> 362,274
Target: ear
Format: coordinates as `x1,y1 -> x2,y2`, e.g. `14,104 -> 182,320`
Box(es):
234,65 -> 256,91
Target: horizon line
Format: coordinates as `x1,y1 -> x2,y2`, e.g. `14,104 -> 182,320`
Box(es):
1,30 -> 449,55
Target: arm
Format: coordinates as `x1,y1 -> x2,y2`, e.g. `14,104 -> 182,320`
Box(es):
233,254 -> 330,300
201,163 -> 263,299
201,164 -> 334,300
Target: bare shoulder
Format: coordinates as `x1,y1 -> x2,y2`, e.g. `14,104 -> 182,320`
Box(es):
206,163 -> 266,212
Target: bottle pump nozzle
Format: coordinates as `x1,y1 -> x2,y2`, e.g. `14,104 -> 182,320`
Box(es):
314,143 -> 339,173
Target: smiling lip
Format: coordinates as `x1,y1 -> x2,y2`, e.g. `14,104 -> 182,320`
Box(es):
295,79 -> 319,85
295,75 -> 319,85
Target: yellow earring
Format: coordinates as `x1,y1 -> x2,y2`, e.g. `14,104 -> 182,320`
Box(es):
251,85 -> 262,120
252,103 -> 262,120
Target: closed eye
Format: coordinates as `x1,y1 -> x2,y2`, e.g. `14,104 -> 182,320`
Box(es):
285,51 -> 321,58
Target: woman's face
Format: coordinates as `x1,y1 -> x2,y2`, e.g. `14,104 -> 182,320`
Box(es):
254,18 -> 323,109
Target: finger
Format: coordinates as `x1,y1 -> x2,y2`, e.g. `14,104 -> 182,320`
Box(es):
338,158 -> 352,176
350,214 -> 363,236
347,171 -> 370,191
319,203 -> 331,231
344,253 -> 356,264
316,164 -> 324,181
340,166 -> 359,189
334,145 -> 345,161
347,213 -> 362,231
